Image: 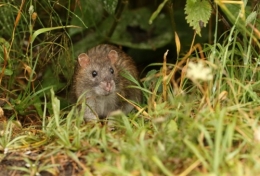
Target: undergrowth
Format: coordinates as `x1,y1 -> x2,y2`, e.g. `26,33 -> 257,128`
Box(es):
0,0 -> 260,176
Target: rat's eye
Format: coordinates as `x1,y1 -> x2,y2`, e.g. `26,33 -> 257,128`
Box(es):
92,70 -> 98,77
109,68 -> 114,74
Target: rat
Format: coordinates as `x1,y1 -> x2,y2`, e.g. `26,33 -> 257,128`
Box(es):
72,44 -> 142,121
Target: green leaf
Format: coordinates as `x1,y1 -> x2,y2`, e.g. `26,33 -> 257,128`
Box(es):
149,0 -> 168,24
39,66 -> 66,92
224,4 -> 246,28
73,7 -> 173,52
246,11 -> 257,25
166,119 -> 178,133
219,3 -> 260,36
109,8 -> 173,49
185,0 -> 212,36
100,0 -> 118,15
152,156 -> 172,176
51,88 -> 60,128
0,38 -> 12,75
31,25 -> 79,44
0,37 -> 10,51
0,68 -> 13,76
69,0 -> 103,36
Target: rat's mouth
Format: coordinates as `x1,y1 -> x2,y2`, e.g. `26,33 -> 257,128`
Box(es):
95,89 -> 113,96
103,90 -> 113,96
103,93 -> 110,96
95,83 -> 115,96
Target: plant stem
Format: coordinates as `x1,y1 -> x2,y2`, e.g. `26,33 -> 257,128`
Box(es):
106,0 -> 128,40
166,1 -> 176,48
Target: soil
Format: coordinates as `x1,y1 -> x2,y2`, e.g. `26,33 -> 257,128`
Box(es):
0,151 -> 83,176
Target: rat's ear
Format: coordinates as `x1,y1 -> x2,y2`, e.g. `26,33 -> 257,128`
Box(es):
78,53 -> 90,68
108,50 -> 118,64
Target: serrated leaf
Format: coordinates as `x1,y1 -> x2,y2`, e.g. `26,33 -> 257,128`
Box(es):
185,0 -> 212,36
100,0 -> 118,15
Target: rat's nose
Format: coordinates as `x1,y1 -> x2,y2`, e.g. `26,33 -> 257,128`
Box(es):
104,81 -> 112,92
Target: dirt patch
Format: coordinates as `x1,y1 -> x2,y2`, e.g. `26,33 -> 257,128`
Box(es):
0,151 -> 84,176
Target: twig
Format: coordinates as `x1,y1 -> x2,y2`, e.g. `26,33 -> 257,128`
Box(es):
0,46 -> 7,85
117,93 -> 151,119
162,50 -> 169,101
166,1 -> 176,47
106,0 -> 128,39
8,0 -> 25,54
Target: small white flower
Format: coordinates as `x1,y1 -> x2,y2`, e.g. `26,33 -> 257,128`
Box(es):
254,126 -> 260,142
25,150 -> 32,155
4,148 -> 8,154
186,60 -> 213,81
28,5 -> 34,15
0,107 -> 4,117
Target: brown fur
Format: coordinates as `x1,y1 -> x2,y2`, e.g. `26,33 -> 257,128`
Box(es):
72,44 -> 141,121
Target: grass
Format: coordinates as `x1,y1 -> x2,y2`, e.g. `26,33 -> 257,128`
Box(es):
1,0 -> 260,175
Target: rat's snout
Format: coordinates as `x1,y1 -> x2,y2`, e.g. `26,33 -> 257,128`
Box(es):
104,81 -> 113,92
100,76 -> 115,94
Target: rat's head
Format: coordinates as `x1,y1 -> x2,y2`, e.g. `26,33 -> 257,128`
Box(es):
77,49 -> 119,96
